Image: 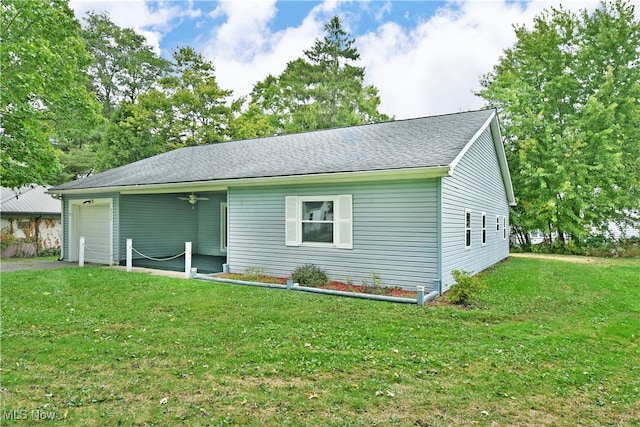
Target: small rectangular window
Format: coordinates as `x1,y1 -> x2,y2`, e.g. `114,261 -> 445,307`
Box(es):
496,215 -> 500,233
503,216 -> 507,240
482,212 -> 487,246
465,209 -> 472,249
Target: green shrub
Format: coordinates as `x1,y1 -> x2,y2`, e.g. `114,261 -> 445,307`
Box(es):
447,270 -> 486,306
39,247 -> 61,258
291,264 -> 328,287
1,228 -> 15,251
360,271 -> 386,295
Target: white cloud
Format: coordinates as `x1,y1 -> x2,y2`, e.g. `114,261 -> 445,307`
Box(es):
70,0 -> 613,119
198,1 -> 340,99
357,0 -> 602,118
205,0 -> 277,61
204,0 -> 603,118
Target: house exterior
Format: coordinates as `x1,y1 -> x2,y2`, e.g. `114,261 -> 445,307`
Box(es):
48,109 -> 515,291
1,185 -> 62,257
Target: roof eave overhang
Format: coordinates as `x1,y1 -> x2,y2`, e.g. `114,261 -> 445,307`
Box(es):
448,110 -> 516,207
48,166 -> 452,196
0,211 -> 61,217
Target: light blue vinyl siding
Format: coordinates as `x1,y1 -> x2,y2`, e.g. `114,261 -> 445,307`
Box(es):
228,179 -> 439,290
440,126 -> 510,289
118,192 -> 226,260
62,193 -> 120,262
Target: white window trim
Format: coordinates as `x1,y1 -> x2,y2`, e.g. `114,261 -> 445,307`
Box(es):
285,195 -> 352,249
482,212 -> 487,246
220,202 -> 228,252
465,209 -> 472,249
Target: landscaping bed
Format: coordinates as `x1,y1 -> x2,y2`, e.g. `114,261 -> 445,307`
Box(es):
214,273 -> 417,298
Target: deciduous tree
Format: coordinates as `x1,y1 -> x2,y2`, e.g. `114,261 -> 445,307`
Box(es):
478,0 -> 640,247
95,46 -> 241,169
0,0 -> 101,188
82,11 -> 171,119
158,46 -> 238,148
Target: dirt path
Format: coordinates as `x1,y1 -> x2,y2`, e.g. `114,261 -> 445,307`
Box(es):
1,259 -> 79,273
510,252 -> 606,265
1,259 -> 186,279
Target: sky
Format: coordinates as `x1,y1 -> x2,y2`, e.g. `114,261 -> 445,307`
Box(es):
68,0 -> 608,119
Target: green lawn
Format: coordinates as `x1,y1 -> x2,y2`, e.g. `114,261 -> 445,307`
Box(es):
1,257 -> 638,426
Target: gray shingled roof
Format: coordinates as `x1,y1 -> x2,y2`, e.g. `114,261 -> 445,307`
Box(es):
50,109 -> 495,192
1,185 -> 61,215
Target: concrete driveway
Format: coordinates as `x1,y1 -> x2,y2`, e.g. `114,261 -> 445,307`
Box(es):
2,258 -> 187,279
1,259 -> 79,273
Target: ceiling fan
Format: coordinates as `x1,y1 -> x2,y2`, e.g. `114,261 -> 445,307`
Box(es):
178,192 -> 209,206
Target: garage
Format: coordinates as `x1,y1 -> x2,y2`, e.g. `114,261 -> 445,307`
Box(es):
71,200 -> 112,264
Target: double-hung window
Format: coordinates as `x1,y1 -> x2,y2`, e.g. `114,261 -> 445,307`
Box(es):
482,212 -> 487,246
302,199 -> 334,243
286,195 -> 353,249
465,209 -> 472,249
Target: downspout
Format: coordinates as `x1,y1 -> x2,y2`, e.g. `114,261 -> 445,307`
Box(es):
58,197 -> 64,261
436,177 -> 443,295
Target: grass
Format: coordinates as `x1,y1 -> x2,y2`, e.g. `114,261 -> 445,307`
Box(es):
1,257 -> 638,425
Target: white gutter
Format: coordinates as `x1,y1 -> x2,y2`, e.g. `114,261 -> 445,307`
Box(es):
47,166 -> 451,196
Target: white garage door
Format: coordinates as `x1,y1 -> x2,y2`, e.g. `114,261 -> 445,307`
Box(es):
77,204 -> 111,264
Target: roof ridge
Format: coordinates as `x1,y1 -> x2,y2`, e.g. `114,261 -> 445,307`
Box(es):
172,107 -> 497,152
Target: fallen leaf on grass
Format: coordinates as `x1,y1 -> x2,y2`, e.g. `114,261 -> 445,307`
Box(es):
306,393 -> 318,399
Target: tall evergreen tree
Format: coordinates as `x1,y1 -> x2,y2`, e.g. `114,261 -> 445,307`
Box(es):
248,16 -> 390,134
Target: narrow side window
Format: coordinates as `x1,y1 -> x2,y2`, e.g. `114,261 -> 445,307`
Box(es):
503,216 -> 507,240
482,212 -> 487,246
465,209 -> 472,249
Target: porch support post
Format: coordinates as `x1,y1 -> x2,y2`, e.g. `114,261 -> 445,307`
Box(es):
79,236 -> 85,267
126,239 -> 133,272
185,242 -> 192,279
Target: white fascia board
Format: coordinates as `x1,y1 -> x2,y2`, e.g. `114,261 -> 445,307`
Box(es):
490,118 -> 517,206
447,110 -> 516,207
449,110 -> 496,174
49,166 -> 451,196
